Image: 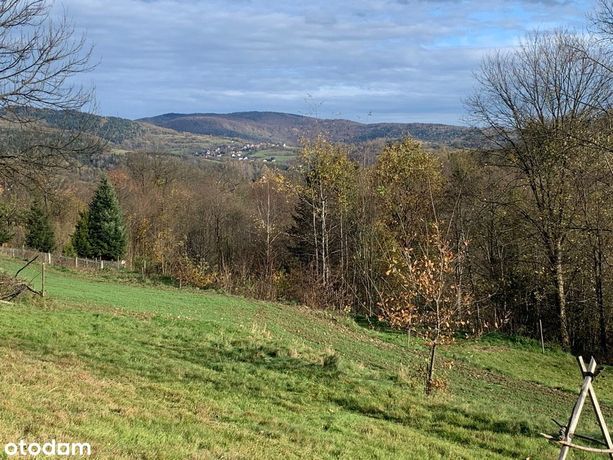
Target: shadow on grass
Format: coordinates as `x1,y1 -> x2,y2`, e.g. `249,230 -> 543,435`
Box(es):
150,338 -> 341,383
332,394 -> 532,458
211,340 -> 339,377
353,315 -> 399,334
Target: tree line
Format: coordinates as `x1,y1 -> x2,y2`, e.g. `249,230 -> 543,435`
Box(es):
5,112 -> 610,364
0,1 -> 611,374
9,178 -> 126,262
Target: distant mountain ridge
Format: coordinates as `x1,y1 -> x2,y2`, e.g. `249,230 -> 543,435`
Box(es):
32,108 -> 145,144
138,111 -> 483,148
8,108 -> 484,159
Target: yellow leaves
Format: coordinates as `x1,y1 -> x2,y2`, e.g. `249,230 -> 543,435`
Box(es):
379,221 -> 469,337
255,169 -> 295,196
297,136 -> 358,209
374,138 -> 444,199
172,244 -> 215,289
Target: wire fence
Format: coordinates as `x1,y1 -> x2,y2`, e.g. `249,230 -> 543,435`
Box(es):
0,246 -> 126,272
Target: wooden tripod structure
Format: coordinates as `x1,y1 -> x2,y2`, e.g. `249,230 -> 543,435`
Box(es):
541,356 -> 613,459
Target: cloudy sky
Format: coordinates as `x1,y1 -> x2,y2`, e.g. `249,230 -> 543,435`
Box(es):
57,0 -> 596,124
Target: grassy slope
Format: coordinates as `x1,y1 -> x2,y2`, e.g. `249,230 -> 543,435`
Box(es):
0,257 -> 610,459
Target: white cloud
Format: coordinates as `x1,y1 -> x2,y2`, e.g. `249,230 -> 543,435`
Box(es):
56,0 -> 596,123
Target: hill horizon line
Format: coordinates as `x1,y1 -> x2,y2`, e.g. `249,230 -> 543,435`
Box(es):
137,110 -> 470,129
138,111 -> 481,147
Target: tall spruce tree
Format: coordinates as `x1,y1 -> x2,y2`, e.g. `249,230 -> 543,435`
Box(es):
25,201 -> 55,252
71,210 -> 92,258
88,178 -> 126,260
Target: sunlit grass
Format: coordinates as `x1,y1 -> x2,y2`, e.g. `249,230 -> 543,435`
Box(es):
0,256 -> 609,458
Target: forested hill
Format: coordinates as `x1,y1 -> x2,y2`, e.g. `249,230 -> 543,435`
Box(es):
31,108 -> 145,144
16,108 -> 485,151
0,108 -> 240,156
139,111 -> 484,148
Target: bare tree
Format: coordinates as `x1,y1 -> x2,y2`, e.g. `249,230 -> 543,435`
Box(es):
467,30 -> 613,349
0,0 -> 96,183
593,1 -> 613,42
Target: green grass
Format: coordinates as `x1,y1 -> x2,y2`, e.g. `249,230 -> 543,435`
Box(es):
0,256 -> 610,459
251,148 -> 298,165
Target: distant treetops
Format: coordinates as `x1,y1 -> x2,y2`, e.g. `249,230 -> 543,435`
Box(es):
71,177 -> 127,261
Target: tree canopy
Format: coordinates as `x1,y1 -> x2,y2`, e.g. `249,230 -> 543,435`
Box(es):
25,201 -> 55,253
87,178 -> 127,261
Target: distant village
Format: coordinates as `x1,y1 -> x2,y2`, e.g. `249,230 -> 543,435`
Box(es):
194,142 -> 293,162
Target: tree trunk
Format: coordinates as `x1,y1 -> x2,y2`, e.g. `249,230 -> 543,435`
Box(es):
312,199 -> 319,279
555,239 -> 570,350
593,240 -> 607,356
340,210 -> 344,289
266,180 -> 272,281
426,338 -> 438,395
455,231 -> 465,315
320,184 -> 328,287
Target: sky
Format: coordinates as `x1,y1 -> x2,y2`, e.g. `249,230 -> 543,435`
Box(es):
56,0 -> 596,125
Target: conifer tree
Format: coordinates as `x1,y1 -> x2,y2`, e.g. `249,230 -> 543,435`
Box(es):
71,210 -> 92,258
25,201 -> 55,252
88,178 -> 126,260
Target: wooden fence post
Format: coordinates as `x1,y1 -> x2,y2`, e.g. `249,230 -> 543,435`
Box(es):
539,319 -> 545,353
41,262 -> 46,297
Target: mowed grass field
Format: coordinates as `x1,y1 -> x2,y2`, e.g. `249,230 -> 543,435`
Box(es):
0,256 -> 611,459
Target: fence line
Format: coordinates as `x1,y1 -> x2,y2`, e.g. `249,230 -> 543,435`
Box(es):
0,246 -> 126,272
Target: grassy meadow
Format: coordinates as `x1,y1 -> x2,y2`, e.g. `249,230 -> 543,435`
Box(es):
0,255 -> 610,459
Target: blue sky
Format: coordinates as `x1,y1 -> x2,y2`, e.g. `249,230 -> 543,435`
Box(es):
58,0 -> 596,124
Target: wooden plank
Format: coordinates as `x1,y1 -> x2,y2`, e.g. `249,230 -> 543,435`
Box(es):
559,357 -> 597,460
539,319 -> 545,353
551,419 -> 608,446
541,434 -> 613,454
588,384 -> 613,459
578,357 -> 613,459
